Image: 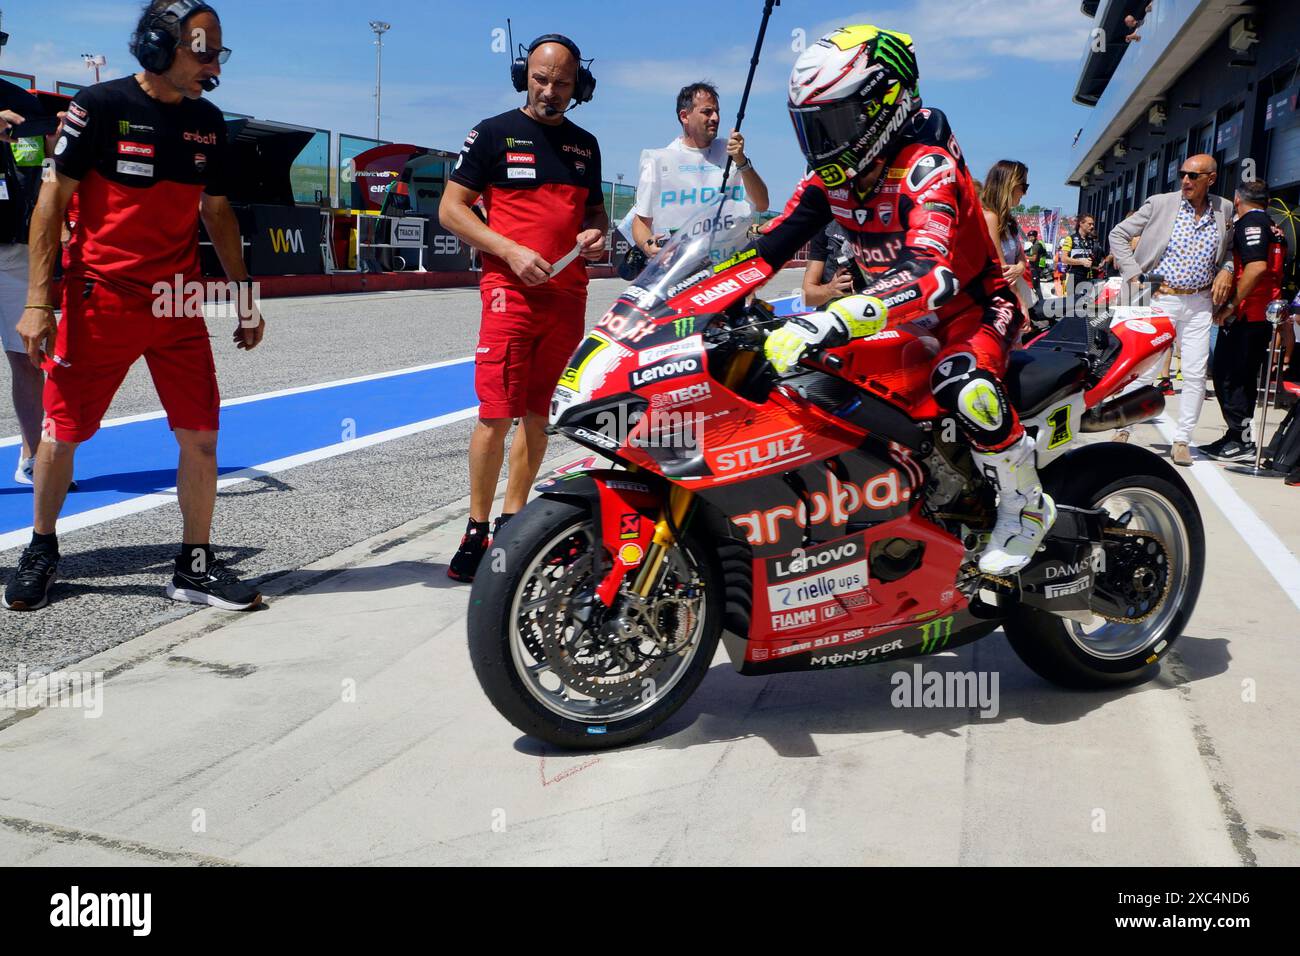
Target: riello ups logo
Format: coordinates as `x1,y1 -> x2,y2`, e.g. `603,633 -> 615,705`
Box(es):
269,228 -> 305,254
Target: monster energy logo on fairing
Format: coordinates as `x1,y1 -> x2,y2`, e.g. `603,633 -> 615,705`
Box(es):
673,317 -> 694,337
919,615 -> 954,653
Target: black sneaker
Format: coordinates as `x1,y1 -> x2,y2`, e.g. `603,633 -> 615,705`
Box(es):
1201,438 -> 1256,462
3,546 -> 60,611
1196,435 -> 1234,458
447,521 -> 491,582
167,558 -> 261,610
1287,468 -> 1300,487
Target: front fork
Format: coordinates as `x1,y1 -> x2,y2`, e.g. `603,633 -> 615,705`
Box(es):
626,350 -> 758,599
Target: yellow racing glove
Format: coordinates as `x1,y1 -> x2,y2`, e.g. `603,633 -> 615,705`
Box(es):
764,294 -> 889,373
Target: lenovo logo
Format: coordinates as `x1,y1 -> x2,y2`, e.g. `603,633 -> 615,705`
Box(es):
630,357 -> 699,388
117,141 -> 154,157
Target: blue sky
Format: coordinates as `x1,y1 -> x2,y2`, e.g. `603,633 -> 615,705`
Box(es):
2,0 -> 1097,210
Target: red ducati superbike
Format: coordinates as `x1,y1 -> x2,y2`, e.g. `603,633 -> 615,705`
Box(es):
468,199 -> 1204,749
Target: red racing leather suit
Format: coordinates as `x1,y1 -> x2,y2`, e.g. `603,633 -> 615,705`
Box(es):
754,107 -> 1026,452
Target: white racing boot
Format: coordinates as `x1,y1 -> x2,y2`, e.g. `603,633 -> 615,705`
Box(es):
975,433 -> 1057,576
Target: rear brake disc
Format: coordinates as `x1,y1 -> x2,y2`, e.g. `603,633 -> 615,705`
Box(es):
1091,527 -> 1172,624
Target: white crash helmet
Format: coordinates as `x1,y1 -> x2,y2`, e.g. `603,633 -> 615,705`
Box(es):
788,25 -> 922,188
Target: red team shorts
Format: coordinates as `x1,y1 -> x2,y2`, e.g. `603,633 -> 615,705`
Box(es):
476,284 -> 587,419
43,279 -> 221,443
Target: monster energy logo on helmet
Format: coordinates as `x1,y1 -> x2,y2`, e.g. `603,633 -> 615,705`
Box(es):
871,29 -> 918,87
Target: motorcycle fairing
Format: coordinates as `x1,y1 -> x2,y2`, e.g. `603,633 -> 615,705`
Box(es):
731,501 -> 971,663
726,604 -> 992,675
695,448 -> 919,556
1085,315 -> 1175,407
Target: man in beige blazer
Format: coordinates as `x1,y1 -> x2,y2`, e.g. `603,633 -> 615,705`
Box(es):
1108,154 -> 1234,465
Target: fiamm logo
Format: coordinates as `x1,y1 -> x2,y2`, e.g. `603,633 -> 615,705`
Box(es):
269,228 -> 305,254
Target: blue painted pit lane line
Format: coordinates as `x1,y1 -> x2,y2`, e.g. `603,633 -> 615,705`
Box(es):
0,358 -> 477,550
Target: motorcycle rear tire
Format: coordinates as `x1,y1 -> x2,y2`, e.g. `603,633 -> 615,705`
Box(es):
1003,456 -> 1205,688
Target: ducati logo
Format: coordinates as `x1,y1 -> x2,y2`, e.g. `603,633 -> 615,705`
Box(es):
878,204 -> 893,225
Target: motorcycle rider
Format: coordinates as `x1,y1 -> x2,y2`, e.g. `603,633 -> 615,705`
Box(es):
755,25 -> 1055,575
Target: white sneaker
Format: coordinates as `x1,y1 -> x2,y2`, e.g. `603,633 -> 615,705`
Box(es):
12,456 -> 77,492
975,434 -> 1057,576
14,456 -> 34,486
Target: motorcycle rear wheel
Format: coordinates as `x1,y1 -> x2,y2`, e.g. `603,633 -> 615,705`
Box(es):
468,497 -> 723,749
1003,459 -> 1204,687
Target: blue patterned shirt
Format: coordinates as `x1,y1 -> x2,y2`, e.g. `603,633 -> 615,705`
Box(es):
1155,199 -> 1220,289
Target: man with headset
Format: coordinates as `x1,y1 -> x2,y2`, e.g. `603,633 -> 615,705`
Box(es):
440,33 -> 607,581
4,0 -> 265,612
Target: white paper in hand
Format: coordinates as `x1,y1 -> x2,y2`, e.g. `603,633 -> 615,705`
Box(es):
548,241 -> 584,280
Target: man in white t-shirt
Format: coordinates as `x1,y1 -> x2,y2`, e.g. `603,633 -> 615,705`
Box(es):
632,82 -> 769,257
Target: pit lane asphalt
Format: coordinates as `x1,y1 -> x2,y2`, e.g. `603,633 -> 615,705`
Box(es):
0,272 -> 808,672
1,271 -> 1298,866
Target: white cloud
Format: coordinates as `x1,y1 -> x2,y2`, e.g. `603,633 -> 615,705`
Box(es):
1,40 -> 128,91
603,43 -> 785,99
62,3 -> 137,28
802,0 -> 1091,79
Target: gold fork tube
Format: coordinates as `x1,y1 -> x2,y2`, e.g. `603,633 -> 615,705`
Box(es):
629,348 -> 756,597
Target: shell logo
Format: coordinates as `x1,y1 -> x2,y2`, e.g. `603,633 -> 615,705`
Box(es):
618,544 -> 644,566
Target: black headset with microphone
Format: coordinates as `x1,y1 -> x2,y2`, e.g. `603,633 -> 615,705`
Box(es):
131,0 -> 221,90
511,34 -> 596,110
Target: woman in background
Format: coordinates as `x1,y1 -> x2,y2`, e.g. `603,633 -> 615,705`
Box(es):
979,160 -> 1035,317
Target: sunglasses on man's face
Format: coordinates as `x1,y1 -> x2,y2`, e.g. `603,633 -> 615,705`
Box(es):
1180,170 -> 1209,181
190,46 -> 231,65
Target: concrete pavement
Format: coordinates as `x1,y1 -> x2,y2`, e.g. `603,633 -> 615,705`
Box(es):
1,385 -> 1298,865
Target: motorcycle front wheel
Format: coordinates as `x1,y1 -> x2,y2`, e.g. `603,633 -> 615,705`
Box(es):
468,497 -> 723,750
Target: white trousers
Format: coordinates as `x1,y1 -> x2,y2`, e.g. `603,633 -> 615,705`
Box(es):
0,243 -> 31,355
1136,291 -> 1212,444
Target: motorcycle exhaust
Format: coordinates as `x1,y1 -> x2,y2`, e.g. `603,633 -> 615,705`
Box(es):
1080,385 -> 1165,433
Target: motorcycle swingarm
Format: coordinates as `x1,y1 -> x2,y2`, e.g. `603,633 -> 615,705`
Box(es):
1017,504 -> 1107,619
